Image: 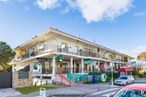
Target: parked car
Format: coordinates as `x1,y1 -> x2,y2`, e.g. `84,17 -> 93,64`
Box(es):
110,84 -> 146,97
114,76 -> 134,86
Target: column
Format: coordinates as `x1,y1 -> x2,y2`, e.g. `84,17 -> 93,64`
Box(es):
104,62 -> 107,71
91,64 -> 93,72
74,63 -> 76,73
52,56 -> 56,81
81,58 -> 84,73
97,61 -> 100,72
70,57 -> 73,74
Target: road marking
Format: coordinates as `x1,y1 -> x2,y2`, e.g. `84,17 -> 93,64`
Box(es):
89,88 -> 119,96
102,91 -> 116,97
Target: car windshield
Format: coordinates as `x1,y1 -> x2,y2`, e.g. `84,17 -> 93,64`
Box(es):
119,77 -> 127,80
113,88 -> 146,97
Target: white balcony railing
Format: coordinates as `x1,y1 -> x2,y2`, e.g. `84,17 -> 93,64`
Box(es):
16,44 -> 125,62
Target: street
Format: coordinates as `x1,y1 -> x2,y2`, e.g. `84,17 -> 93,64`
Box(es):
85,78 -> 146,97
85,87 -> 119,97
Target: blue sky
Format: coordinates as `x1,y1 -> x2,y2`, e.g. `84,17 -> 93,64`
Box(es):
0,0 -> 146,57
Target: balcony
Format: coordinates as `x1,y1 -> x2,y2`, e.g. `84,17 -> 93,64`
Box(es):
15,44 -> 125,62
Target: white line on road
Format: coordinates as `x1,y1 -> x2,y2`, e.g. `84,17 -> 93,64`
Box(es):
89,88 -> 119,96
102,91 -> 116,97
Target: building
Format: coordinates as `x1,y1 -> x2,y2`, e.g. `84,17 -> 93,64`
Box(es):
12,27 -> 133,88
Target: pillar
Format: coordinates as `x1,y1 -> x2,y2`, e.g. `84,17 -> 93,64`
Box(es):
74,63 -> 76,73
91,64 -> 93,72
70,57 -> 73,74
104,62 -> 107,71
97,61 -> 100,72
81,58 -> 84,73
52,56 -> 56,81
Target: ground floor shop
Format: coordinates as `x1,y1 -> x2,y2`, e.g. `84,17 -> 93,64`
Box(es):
12,53 -> 126,88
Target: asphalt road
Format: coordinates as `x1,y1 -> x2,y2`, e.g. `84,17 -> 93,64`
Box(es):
85,78 -> 146,97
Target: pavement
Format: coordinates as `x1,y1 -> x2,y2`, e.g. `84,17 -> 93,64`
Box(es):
0,88 -> 21,97
85,87 -> 120,97
12,84 -> 120,97
1,78 -> 145,97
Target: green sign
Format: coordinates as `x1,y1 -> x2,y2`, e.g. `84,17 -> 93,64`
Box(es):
56,55 -> 64,62
84,59 -> 92,65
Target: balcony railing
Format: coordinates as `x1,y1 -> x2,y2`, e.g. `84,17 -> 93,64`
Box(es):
16,44 -> 124,62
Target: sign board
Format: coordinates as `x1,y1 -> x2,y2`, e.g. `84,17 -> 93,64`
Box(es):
56,55 -> 64,62
32,62 -> 42,76
84,59 -> 92,65
39,88 -> 46,97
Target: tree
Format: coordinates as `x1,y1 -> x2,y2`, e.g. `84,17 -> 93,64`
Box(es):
0,41 -> 15,72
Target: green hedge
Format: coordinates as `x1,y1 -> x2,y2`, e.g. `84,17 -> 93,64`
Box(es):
88,71 -> 102,75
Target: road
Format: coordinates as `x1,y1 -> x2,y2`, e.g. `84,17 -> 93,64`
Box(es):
85,87 -> 119,97
85,78 -> 146,97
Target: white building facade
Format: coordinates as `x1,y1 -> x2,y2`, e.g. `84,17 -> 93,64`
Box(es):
12,28 -> 133,88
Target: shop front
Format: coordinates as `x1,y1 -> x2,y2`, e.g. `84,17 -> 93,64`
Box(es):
119,67 -> 133,76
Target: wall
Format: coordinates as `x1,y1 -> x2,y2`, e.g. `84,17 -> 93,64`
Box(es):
12,71 -> 33,88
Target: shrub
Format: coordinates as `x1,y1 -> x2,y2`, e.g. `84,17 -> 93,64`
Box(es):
88,71 -> 101,75
132,70 -> 139,75
138,73 -> 143,78
105,71 -> 120,79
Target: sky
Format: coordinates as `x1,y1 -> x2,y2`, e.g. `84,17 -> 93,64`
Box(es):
0,0 -> 146,58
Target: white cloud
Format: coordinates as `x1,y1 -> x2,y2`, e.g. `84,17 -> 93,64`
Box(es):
34,0 -> 133,23
36,0 -> 60,10
133,11 -> 146,16
119,46 -> 146,58
67,0 -> 133,23
0,0 -> 8,2
0,0 -> 7,1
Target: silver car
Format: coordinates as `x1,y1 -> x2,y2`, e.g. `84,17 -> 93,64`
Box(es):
114,76 -> 134,86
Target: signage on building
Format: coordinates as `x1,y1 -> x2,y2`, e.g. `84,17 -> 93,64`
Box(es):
32,62 -> 42,76
56,55 -> 64,62
84,59 -> 92,65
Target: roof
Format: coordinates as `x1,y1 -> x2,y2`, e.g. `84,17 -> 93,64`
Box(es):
125,84 -> 146,91
15,27 -> 133,58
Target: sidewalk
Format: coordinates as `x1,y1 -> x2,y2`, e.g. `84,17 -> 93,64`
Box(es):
0,88 -> 21,97
13,84 -> 120,97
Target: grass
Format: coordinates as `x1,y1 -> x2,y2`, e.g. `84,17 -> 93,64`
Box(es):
83,80 -> 109,84
16,85 -> 62,94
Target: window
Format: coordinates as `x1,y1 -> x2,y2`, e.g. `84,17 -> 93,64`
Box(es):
119,77 -> 127,80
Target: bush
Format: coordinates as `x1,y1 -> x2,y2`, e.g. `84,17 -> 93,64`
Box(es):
7,66 -> 12,72
138,73 -> 143,78
88,71 -> 102,75
113,72 -> 120,78
132,70 -> 139,75
143,72 -> 146,75
105,71 -> 120,79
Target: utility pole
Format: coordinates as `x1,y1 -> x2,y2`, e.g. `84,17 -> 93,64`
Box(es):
110,62 -> 114,86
